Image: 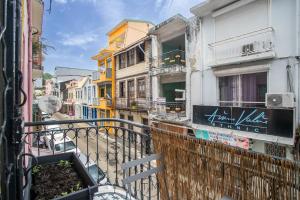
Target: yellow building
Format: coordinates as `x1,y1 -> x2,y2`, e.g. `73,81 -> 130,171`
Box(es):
92,19 -> 153,128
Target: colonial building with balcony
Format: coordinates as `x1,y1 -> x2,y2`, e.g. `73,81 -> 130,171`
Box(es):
114,36 -> 152,131
149,14 -> 191,126
65,80 -> 78,116
190,0 -> 300,159
81,76 -> 98,120
92,19 -> 153,129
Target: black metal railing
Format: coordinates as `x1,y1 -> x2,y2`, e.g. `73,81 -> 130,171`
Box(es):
1,0 -> 25,200
116,98 -> 149,111
23,118 -> 160,200
151,50 -> 186,76
161,49 -> 185,67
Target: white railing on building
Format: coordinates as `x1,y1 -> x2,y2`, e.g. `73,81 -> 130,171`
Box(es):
151,49 -> 186,76
208,27 -> 275,67
92,71 -> 100,81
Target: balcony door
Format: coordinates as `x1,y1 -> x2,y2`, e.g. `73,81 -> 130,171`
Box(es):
127,80 -> 135,107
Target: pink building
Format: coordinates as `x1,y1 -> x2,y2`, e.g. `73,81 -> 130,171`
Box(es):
21,0 -> 44,124
45,79 -> 54,95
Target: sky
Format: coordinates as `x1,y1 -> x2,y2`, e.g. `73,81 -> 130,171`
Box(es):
42,0 -> 202,74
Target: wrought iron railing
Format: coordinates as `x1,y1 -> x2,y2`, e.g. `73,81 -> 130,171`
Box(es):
116,98 -> 149,111
23,118 -> 160,200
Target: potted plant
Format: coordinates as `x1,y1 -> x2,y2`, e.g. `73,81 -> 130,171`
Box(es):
27,152 -> 98,200
131,101 -> 137,109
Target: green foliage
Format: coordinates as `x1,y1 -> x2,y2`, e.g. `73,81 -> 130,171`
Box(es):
61,192 -> 68,196
57,160 -> 71,168
32,165 -> 42,175
43,73 -> 53,80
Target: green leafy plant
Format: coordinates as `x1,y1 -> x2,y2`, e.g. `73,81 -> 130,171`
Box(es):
61,192 -> 68,196
58,160 -> 71,168
32,165 -> 42,175
75,182 -> 81,191
131,101 -> 137,108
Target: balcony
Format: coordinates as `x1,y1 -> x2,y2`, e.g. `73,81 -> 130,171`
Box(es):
92,71 -> 100,81
150,101 -> 186,118
93,70 -> 112,83
2,117 -> 300,199
151,49 -> 186,76
116,98 -> 149,111
208,27 -> 275,67
22,119 -> 159,199
93,97 -> 112,108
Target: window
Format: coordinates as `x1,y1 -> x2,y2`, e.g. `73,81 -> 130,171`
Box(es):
137,78 -> 146,98
219,72 -> 267,107
127,49 -> 135,66
93,86 -> 96,98
119,81 -> 125,98
128,80 -> 135,98
107,58 -> 112,68
100,87 -> 105,98
136,43 -> 145,63
88,86 -> 91,101
119,53 -> 126,69
120,114 -> 125,127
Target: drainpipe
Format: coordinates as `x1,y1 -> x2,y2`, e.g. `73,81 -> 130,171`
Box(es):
297,0 -> 300,126
29,0 -> 33,124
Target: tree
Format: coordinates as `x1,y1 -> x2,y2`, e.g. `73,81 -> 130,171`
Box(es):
43,73 -> 53,80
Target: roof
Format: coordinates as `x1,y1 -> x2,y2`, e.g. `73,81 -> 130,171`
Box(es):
113,35 -> 150,56
76,77 -> 89,89
106,19 -> 154,36
149,14 -> 188,34
54,67 -> 96,83
190,0 -> 237,17
91,48 -> 114,60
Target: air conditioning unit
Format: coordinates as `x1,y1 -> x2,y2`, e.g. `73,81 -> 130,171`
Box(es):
265,93 -> 295,108
241,43 -> 255,56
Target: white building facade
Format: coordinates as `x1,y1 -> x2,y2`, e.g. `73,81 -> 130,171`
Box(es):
149,15 -> 192,124
189,0 -> 300,159
81,76 -> 98,120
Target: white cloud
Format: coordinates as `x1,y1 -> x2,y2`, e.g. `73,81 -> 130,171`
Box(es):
54,0 -> 68,4
156,0 -> 203,20
59,32 -> 98,47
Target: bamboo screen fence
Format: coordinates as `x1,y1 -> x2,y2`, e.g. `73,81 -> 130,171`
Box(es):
152,127 -> 300,200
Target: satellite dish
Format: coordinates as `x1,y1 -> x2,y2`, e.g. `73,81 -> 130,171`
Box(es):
38,95 -> 62,114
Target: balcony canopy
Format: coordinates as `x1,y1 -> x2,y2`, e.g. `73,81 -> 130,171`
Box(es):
149,14 -> 187,41
91,48 -> 114,61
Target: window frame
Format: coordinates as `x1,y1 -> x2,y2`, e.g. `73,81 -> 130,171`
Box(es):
119,53 -> 126,69
218,71 -> 268,107
137,77 -> 146,98
119,81 -> 126,98
127,48 -> 135,66
127,79 -> 135,98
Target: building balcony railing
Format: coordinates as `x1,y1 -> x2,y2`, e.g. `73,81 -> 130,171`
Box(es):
151,49 -> 186,76
22,119 -> 159,199
208,27 -> 275,67
150,101 -> 186,117
116,98 -> 149,111
92,97 -> 112,107
92,71 -> 100,81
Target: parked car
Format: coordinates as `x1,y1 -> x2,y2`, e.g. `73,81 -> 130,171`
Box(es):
78,153 -> 108,185
44,133 -> 81,154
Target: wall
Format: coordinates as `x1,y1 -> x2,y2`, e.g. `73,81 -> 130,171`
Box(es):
190,0 -> 300,153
